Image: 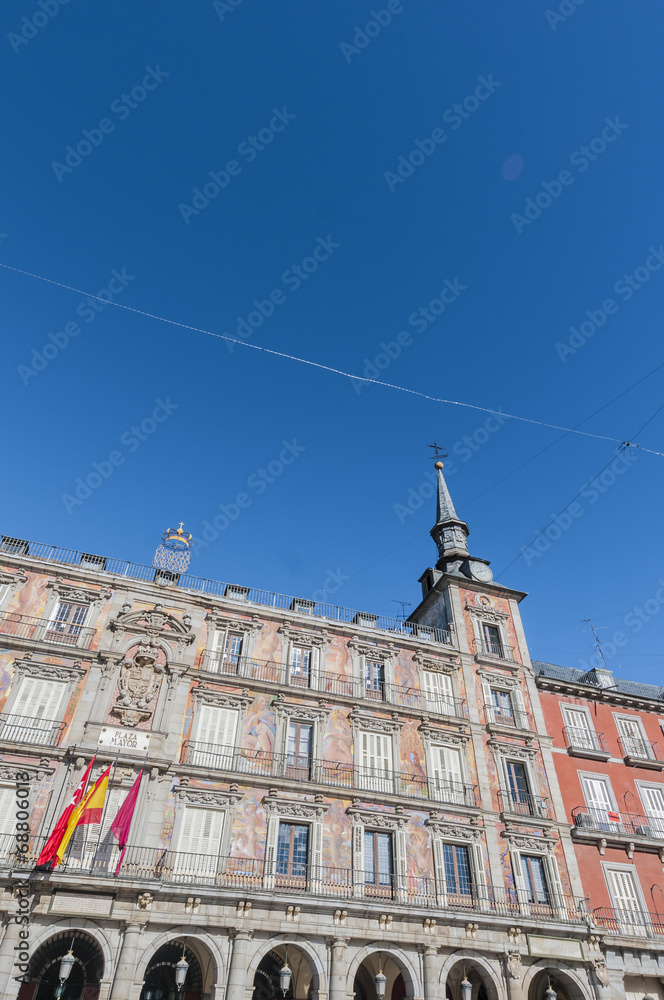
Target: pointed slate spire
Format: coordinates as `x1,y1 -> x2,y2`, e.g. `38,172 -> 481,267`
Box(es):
430,461 -> 469,562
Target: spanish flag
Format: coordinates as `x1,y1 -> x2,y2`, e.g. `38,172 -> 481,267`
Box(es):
34,756 -> 97,872
50,765 -> 112,868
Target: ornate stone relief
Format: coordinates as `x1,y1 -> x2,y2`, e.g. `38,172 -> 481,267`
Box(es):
349,709 -> 402,735
191,685 -> 250,712
348,638 -> 396,662
425,819 -> 483,842
277,623 -> 330,649
111,644 -> 164,727
347,805 -> 406,830
48,578 -> 112,607
12,657 -> 85,684
413,651 -> 460,674
501,830 -> 557,853
504,952 -> 522,981
263,793 -> 328,819
174,786 -> 242,807
479,670 -> 521,689
108,603 -> 196,659
488,739 -> 538,760
590,960 -> 610,989
272,699 -> 327,725
419,725 -> 469,748
205,612 -> 262,639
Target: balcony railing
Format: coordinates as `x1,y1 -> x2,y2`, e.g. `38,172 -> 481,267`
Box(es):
474,638 -> 515,661
201,654 -> 467,717
0,611 -> 96,650
0,535 -> 454,647
498,790 -> 552,820
0,713 -> 64,747
0,834 -> 588,922
618,735 -> 664,763
594,906 -> 664,938
485,706 -> 533,732
180,742 -> 478,807
572,807 -> 664,839
562,726 -> 610,756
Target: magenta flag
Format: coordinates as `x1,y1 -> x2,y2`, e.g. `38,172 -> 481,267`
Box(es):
110,768 -> 143,875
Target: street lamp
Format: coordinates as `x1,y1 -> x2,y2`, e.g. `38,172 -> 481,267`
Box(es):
174,945 -> 189,994
374,954 -> 387,999
54,940 -> 76,998
545,981 -> 557,1000
280,948 -> 293,997
460,975 -> 472,1000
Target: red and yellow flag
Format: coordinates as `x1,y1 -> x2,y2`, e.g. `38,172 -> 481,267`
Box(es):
35,756 -> 96,871
54,764 -> 112,865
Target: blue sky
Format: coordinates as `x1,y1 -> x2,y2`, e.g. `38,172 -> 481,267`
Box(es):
2,0 -> 664,682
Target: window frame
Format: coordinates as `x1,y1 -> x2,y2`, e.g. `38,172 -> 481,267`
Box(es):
614,713 -> 652,760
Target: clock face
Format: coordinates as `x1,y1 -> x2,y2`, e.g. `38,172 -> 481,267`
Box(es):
470,561 -> 493,582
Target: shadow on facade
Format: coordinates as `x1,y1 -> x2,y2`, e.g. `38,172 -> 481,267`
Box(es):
254,946 -> 318,1000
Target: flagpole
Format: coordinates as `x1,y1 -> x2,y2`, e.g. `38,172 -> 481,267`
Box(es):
91,749 -> 121,872
38,745 -> 76,844
61,753 -> 97,870
113,752 -> 148,877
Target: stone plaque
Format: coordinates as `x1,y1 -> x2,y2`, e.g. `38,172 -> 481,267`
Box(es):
527,936 -> 583,960
98,725 -> 150,753
51,893 -> 114,916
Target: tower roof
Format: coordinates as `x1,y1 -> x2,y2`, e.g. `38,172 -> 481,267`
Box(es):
430,461 -> 469,562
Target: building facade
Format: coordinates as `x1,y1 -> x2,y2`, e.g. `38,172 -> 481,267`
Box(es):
0,468 -> 645,1000
535,661 -> 664,1000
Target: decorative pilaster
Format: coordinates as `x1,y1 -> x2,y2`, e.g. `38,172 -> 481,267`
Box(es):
226,929 -> 253,1000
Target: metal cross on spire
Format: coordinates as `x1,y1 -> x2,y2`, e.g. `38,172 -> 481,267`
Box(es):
428,442 -> 448,461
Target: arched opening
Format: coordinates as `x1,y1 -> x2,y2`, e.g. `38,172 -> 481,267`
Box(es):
528,971 -> 576,1000
253,946 -> 316,1000
445,961 -> 496,1000
19,930 -> 104,1000
140,942 -> 203,1000
353,953 -> 409,1000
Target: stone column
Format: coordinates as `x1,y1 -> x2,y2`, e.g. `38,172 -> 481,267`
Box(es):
109,923 -> 144,1000
503,954 -> 526,1000
422,946 -> 440,1000
226,930 -> 253,1000
0,912 -> 27,1000
329,937 -> 349,1000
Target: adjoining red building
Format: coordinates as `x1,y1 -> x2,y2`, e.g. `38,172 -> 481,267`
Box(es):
535,661 -> 664,938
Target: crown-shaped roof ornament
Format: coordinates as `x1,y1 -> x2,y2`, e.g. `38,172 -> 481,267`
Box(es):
153,522 -> 193,574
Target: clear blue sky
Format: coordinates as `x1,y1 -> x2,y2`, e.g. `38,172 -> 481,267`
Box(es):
2,0 -> 664,683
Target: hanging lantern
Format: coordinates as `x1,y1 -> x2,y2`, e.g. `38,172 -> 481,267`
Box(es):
153,523 -> 193,575
280,959 -> 293,996
58,950 -> 76,982
374,970 -> 387,998
175,953 -> 189,991
461,976 -> 473,1000
545,986 -> 557,1000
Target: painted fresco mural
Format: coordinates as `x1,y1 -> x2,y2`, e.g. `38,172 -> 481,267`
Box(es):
0,649 -> 15,714
406,812 -> 433,880
241,694 -> 275,757
231,791 -> 267,860
323,798 -> 351,870
324,634 -> 352,678
323,707 -> 353,765
399,719 -> 426,781
252,620 -> 281,663
394,649 -> 418,692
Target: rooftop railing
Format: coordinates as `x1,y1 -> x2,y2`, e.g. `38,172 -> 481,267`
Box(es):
0,834 -> 588,923
0,611 -> 96,650
180,742 -> 479,807
572,807 -> 664,839
0,535 -> 453,646
201,654 -> 467,717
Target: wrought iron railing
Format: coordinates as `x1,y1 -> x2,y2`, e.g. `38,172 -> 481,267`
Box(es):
474,638 -> 516,661
618,735 -> 663,762
485,705 -> 533,732
180,742 -> 478,807
200,655 -> 466,717
572,807 -> 664,839
562,726 -> 609,755
0,611 -> 96,649
0,535 -> 453,646
0,713 -> 64,747
0,834 -> 588,922
593,906 -> 664,937
498,790 -> 552,820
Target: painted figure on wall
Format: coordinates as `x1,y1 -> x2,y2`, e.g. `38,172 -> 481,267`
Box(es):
242,694 -> 275,758
323,708 -> 353,765
232,792 -> 267,860
407,814 -> 433,880
323,798 -> 351,870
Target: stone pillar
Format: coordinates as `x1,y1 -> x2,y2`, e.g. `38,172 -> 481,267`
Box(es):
422,946 -> 440,1000
0,912 -> 27,1000
329,937 -> 349,1000
226,930 -> 253,1000
109,923 -> 144,1000
503,954 -> 526,1000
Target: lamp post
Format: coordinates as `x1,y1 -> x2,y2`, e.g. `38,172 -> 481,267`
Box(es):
54,939 -> 76,999
375,953 -> 387,999
280,948 -> 293,997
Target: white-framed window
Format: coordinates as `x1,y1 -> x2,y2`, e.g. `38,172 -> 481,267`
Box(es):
2,677 -> 67,745
511,846 -> 564,914
561,705 -> 597,750
175,806 -> 225,880
351,811 -> 406,900
422,670 -> 455,715
207,628 -> 244,674
288,644 -> 316,688
363,829 -> 394,895
481,622 -> 503,657
603,863 -> 648,934
637,783 -> 664,836
483,682 -> 527,730
45,601 -> 89,645
190,704 -> 238,769
579,773 -> 619,831
264,802 -> 324,890
286,720 -> 313,779
358,730 -> 393,793
0,785 -> 19,856
430,744 -> 466,806
431,831 -> 487,906
615,714 -> 652,760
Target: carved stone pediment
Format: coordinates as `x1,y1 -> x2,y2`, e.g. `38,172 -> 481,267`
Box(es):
272,700 -> 327,724
0,569 -> 28,588
425,816 -> 482,841
12,657 -> 85,684
48,578 -> 112,606
349,709 -> 402,735
278,623 -> 330,648
205,612 -> 262,637
420,724 -> 469,747
174,786 -> 242,807
414,651 -> 460,674
191,686 -> 250,712
348,638 -> 396,661
110,603 -> 195,639
263,794 -> 328,819
347,806 -> 406,830
501,830 -> 557,853
479,670 -> 520,689
488,739 -> 538,760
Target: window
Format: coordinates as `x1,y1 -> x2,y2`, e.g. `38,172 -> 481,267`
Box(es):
365,660 -> 385,701
562,706 -> 595,749
430,745 -> 465,805
286,722 -> 313,780
443,844 -> 472,898
191,705 -> 238,768
46,602 -> 89,644
276,822 -> 309,879
639,785 -> 664,836
289,646 -> 311,687
422,671 -> 454,715
491,689 -> 515,726
207,629 -> 244,674
359,731 -> 393,792
520,855 -> 550,905
176,806 -> 224,880
580,775 -> 618,830
616,716 -> 651,759
3,677 -> 66,744
0,785 -> 20,856
504,761 -> 532,815
364,830 -> 393,893
482,624 -> 503,657
605,866 -> 647,933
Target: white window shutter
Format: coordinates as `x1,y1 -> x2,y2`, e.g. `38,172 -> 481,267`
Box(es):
195,706 -> 238,750
0,786 -> 17,838
511,849 -> 528,907
310,646 -> 320,685
396,828 -> 407,893
482,682 -> 494,723
12,678 -> 66,720
513,688 -> 527,727
353,822 -> 364,886
470,840 -> 488,901
432,837 -> 447,902
311,820 -> 323,876
545,854 -> 565,910
265,816 -> 279,879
